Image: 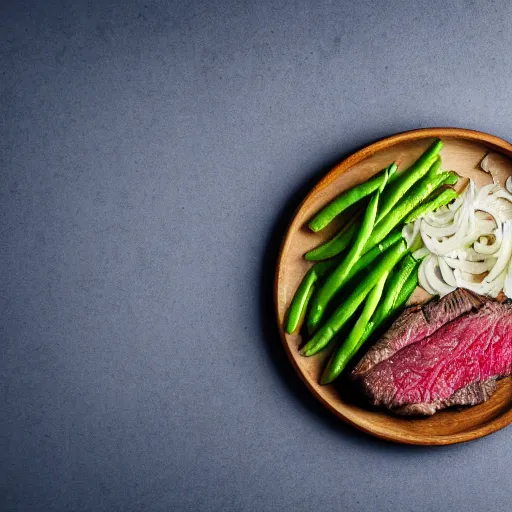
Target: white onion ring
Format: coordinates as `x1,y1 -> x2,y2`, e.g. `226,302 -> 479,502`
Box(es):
443,257 -> 497,274
452,247 -> 487,262
424,256 -> 456,296
438,257 -> 457,287
402,220 -> 421,249
412,247 -> 430,260
418,257 -> 438,295
504,258 -> 512,297
474,229 -> 502,255
407,177 -> 512,298
484,221 -> 512,283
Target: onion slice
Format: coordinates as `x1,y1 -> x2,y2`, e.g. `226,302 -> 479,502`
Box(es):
483,221 -> 512,284
418,256 -> 437,295
407,177 -> 512,298
443,257 -> 497,274
438,257 -> 457,287
504,258 -> 512,298
474,229 -> 502,255
413,247 -> 430,260
423,255 -> 455,296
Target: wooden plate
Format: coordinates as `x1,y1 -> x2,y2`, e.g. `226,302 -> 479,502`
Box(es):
275,128 -> 512,445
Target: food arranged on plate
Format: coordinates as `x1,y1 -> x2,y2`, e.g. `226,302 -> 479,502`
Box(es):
354,289 -> 512,415
285,138 -> 512,415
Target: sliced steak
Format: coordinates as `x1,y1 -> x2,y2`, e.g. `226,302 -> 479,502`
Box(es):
359,297 -> 512,415
353,289 -> 485,376
392,378 -> 498,416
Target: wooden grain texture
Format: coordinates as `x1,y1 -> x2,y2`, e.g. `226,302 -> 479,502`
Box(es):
275,128 -> 512,445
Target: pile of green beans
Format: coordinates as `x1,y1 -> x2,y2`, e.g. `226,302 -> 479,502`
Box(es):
284,138 -> 462,384
307,182 -> 384,332
308,163 -> 398,232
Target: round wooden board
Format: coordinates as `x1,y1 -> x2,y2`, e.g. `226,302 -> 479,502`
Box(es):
275,128 -> 512,445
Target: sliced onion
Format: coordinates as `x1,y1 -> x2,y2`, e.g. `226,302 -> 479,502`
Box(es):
421,218 -> 495,256
423,256 -> 456,296
476,183 -> 499,203
448,193 -> 464,212
504,258 -> 512,298
493,189 -> 512,203
452,247 -> 487,262
483,221 -> 512,283
412,247 -> 430,260
420,217 -> 460,238
408,177 -> 512,298
477,198 -> 511,224
418,257 -> 438,295
490,268 -> 508,297
438,257 -> 457,287
453,269 -> 493,296
474,206 -> 501,231
463,266 -> 507,298
443,257 -> 497,274
507,176 -> 512,194
402,220 -> 421,249
424,207 -> 456,226
474,229 -> 502,255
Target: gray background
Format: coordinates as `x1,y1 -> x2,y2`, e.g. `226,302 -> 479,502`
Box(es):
1,0 -> 511,511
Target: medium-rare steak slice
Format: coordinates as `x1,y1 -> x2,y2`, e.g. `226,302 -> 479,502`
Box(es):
360,299 -> 512,415
392,378 -> 498,416
353,289 -> 485,376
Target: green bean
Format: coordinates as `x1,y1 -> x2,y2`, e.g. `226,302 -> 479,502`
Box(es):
363,158 -> 447,251
357,261 -> 419,347
285,258 -> 340,334
362,260 -> 419,345
305,222 -> 358,261
408,232 -> 425,253
403,187 -> 458,224
308,163 -> 397,232
305,231 -> 402,334
376,139 -> 443,223
442,172 -> 459,186
321,272 -> 388,384
301,240 -> 407,356
346,230 -> 403,281
380,254 -> 418,314
393,261 -> 420,307
285,271 -> 317,334
307,188 -> 383,331
321,260 -> 420,382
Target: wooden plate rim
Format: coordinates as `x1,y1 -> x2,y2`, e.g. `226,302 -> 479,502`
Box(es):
274,127 -> 512,445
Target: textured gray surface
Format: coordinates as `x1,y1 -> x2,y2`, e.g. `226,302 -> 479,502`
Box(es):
1,0 -> 512,511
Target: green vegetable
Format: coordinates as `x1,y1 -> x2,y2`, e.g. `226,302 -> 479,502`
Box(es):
308,163 -> 397,232
345,230 -> 403,281
285,258 -> 339,334
300,240 -> 407,356
305,222 -> 358,261
376,139 -> 443,223
441,173 -> 459,186
321,272 -> 388,384
307,187 -> 383,331
305,232 -> 403,334
363,158 -> 451,251
320,259 -> 420,382
379,254 -> 418,315
403,187 -> 459,224
285,271 -> 317,334
393,261 -> 420,307
355,260 -> 419,355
